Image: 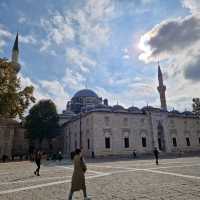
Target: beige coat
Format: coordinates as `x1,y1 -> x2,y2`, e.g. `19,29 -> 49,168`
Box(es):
71,154 -> 87,192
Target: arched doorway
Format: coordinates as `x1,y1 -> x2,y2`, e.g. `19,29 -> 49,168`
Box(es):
157,121 -> 165,151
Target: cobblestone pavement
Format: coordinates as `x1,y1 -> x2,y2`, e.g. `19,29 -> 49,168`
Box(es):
0,156 -> 200,200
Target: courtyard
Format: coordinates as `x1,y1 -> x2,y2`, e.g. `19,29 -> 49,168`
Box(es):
0,156 -> 200,200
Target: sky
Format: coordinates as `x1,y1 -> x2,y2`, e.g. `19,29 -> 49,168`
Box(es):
0,0 -> 199,113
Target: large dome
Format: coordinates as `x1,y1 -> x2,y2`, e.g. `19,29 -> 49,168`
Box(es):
73,89 -> 98,98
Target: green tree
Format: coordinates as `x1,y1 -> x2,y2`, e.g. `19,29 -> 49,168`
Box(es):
0,58 -> 35,119
192,98 -> 200,116
25,99 -> 59,148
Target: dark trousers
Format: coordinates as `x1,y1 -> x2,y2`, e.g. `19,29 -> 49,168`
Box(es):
155,156 -> 158,165
35,161 -> 40,175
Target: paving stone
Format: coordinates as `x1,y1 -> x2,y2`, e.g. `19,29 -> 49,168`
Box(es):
0,157 -> 200,199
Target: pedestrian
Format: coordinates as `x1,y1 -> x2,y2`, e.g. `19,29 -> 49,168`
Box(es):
153,147 -> 159,165
58,151 -> 63,162
70,151 -> 75,160
68,148 -> 90,200
2,155 -> 7,163
91,151 -> 95,159
133,150 -> 136,159
34,150 -> 41,176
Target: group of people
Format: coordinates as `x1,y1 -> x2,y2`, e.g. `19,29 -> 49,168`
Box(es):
32,147 -> 160,199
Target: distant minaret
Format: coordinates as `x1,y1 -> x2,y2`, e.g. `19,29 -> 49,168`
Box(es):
157,63 -> 167,110
11,33 -> 21,73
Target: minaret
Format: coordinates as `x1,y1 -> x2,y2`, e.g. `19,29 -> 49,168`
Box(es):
11,33 -> 21,73
157,63 -> 167,110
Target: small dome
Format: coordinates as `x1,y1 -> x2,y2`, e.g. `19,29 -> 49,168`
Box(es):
73,89 -> 98,98
60,110 -> 75,117
142,106 -> 155,110
128,106 -> 140,112
112,104 -> 125,111
93,104 -> 111,111
170,110 -> 180,114
182,111 -> 193,115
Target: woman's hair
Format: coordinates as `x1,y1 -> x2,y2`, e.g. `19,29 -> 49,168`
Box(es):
75,148 -> 81,155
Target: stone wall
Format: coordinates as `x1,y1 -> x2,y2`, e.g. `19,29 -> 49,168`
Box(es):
0,118 -> 29,160
12,128 -> 29,158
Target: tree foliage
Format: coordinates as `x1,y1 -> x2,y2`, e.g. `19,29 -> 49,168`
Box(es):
192,98 -> 200,116
0,58 -> 35,119
25,99 -> 59,145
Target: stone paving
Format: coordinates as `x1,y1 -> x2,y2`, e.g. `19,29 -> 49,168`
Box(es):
0,156 -> 200,200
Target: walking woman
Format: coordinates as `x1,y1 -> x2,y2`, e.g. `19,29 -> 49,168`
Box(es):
68,148 -> 90,200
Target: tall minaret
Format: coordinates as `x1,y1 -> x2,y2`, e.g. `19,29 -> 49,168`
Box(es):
157,63 -> 167,110
11,33 -> 21,73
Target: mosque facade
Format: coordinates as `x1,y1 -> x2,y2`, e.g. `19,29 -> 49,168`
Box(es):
60,66 -> 200,157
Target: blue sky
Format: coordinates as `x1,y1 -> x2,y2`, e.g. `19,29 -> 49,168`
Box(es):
0,0 -> 199,113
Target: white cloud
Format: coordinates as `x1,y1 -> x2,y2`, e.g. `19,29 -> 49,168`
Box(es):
0,25 -> 12,52
18,16 -> 27,24
62,68 -> 85,91
96,84 -> 157,109
0,26 -> 37,52
138,0 -> 200,110
19,74 -> 69,113
39,80 -> 69,111
38,0 -> 115,97
95,86 -> 117,106
122,48 -> 130,60
40,40 -> 51,52
183,0 -> 200,14
19,34 -> 37,45
96,73 -> 159,109
19,73 -> 47,102
138,15 -> 200,63
40,0 -> 114,52
66,48 -> 96,73
40,12 -> 75,48
73,0 -> 113,49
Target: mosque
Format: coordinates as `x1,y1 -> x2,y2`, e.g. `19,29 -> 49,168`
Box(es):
60,65 -> 200,157
1,33 -> 200,160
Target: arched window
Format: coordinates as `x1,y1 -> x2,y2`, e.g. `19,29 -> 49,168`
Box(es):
87,139 -> 90,149
142,137 -> 146,147
172,137 -> 177,147
105,137 -> 110,149
124,137 -> 129,148
186,137 -> 190,146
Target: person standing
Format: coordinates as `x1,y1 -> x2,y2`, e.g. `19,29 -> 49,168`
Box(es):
68,149 -> 90,200
153,147 -> 159,165
34,151 -> 41,176
58,151 -> 63,162
133,150 -> 136,159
